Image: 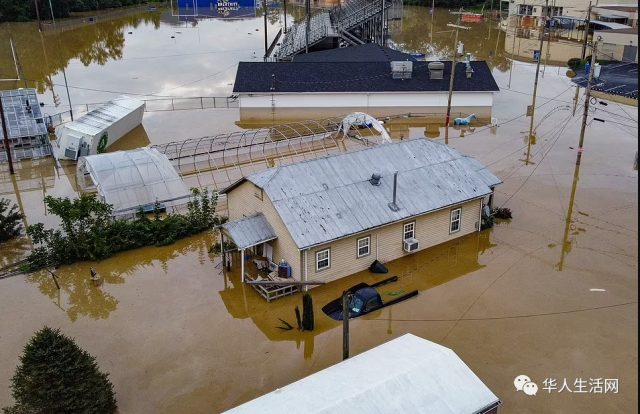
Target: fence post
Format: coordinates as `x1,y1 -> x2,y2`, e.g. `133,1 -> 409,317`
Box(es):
214,97 -> 216,108
172,99 -> 175,111
201,97 -> 203,109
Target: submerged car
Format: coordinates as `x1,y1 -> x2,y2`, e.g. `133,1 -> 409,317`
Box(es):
322,276 -> 418,321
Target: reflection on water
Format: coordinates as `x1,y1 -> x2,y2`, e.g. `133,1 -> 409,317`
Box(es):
218,231 -> 493,355
393,7 -> 510,72
556,163 -> 585,271
25,233 -> 215,321
106,124 -> 152,152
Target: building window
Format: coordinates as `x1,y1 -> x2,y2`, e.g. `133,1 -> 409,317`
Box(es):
450,208 -> 462,233
357,236 -> 371,258
316,249 -> 330,271
403,222 -> 415,240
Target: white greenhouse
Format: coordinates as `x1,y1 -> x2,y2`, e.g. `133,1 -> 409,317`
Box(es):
76,148 -> 192,216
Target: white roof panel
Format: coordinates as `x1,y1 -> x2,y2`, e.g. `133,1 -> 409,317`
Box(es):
62,95 -> 144,137
223,334 -> 501,414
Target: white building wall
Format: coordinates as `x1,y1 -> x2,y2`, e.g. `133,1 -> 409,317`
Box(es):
238,92 -> 494,109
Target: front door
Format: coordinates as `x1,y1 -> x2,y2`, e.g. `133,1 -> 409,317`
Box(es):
623,45 -> 638,63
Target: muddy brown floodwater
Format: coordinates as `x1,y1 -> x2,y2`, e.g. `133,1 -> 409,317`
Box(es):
0,4 -> 638,414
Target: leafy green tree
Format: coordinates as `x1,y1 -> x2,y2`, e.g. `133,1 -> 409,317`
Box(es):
26,189 -> 223,269
0,198 -> 23,243
3,326 -> 117,414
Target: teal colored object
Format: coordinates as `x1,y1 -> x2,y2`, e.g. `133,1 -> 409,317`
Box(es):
386,290 -> 406,297
454,114 -> 477,125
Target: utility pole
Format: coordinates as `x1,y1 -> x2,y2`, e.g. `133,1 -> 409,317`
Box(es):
542,0 -> 556,77
305,0 -> 311,53
283,0 -> 287,33
342,290 -> 350,360
576,47 -> 597,166
574,2 -> 591,116
34,0 -> 43,32
0,95 -> 16,175
525,0 -> 549,165
507,0 -> 521,89
445,12 -> 471,127
49,0 -> 73,121
263,0 -> 268,59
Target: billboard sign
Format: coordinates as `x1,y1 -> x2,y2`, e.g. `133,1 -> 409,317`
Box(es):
172,0 -> 257,19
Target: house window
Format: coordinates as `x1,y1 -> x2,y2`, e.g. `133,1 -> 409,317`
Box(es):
403,222 -> 416,240
316,249 -> 331,271
357,236 -> 371,258
450,208 -> 462,233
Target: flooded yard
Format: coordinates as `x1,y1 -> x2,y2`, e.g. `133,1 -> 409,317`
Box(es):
1,4 -> 638,414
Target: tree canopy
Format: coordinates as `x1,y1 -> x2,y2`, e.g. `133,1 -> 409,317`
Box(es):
0,0 -> 150,23
3,326 -> 117,414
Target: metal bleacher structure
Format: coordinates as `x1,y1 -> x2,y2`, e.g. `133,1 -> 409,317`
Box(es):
275,0 -> 396,60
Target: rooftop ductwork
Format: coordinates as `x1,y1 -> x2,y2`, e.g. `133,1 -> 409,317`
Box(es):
428,62 -> 445,80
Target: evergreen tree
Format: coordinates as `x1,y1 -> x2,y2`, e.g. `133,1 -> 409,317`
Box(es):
0,198 -> 23,244
3,327 -> 117,414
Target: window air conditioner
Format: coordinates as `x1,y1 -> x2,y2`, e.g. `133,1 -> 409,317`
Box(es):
403,238 -> 419,253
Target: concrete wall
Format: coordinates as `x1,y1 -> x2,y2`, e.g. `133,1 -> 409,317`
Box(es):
226,181 -> 302,280
596,31 -> 639,62
304,199 -> 483,286
239,92 -> 495,110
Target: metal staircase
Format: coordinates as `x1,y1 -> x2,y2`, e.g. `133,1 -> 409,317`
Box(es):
275,0 -> 391,60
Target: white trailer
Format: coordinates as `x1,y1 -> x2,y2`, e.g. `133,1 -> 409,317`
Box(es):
55,96 -> 145,161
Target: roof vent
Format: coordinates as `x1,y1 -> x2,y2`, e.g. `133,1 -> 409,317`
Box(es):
370,173 -> 382,186
428,62 -> 445,80
391,61 -> 413,80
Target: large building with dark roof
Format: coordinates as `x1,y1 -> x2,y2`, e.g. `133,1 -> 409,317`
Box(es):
232,47 -> 500,123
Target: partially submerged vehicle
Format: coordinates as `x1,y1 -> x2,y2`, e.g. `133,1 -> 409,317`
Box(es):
322,276 -> 418,321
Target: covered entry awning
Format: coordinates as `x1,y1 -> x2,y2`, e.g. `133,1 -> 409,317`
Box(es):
221,213 -> 278,250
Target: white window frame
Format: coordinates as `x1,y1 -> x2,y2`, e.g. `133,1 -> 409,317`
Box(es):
403,222 -> 416,240
450,208 -> 462,234
316,248 -> 331,272
357,236 -> 371,258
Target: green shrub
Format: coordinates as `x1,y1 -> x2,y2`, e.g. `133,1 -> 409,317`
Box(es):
3,327 -> 117,414
493,207 -> 513,220
567,58 -> 582,69
26,188 -> 222,269
0,198 -> 23,244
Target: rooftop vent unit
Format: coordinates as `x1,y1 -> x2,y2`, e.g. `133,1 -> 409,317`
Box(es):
370,173 -> 382,186
428,62 -> 445,80
391,61 -> 413,80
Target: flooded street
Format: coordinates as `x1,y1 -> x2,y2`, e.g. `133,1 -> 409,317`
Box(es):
1,4 -> 638,414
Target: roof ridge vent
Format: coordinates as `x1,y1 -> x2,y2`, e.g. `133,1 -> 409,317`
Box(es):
428,61 -> 445,80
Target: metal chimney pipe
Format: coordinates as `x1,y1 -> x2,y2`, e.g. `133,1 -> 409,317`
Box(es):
392,171 -> 398,205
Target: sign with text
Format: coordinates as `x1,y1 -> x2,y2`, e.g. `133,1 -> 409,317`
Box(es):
172,0 -> 257,19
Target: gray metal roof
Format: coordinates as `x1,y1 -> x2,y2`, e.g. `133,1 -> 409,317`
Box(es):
222,213 -> 278,250
243,138 -> 502,250
222,334 -> 501,414
0,89 -> 47,140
